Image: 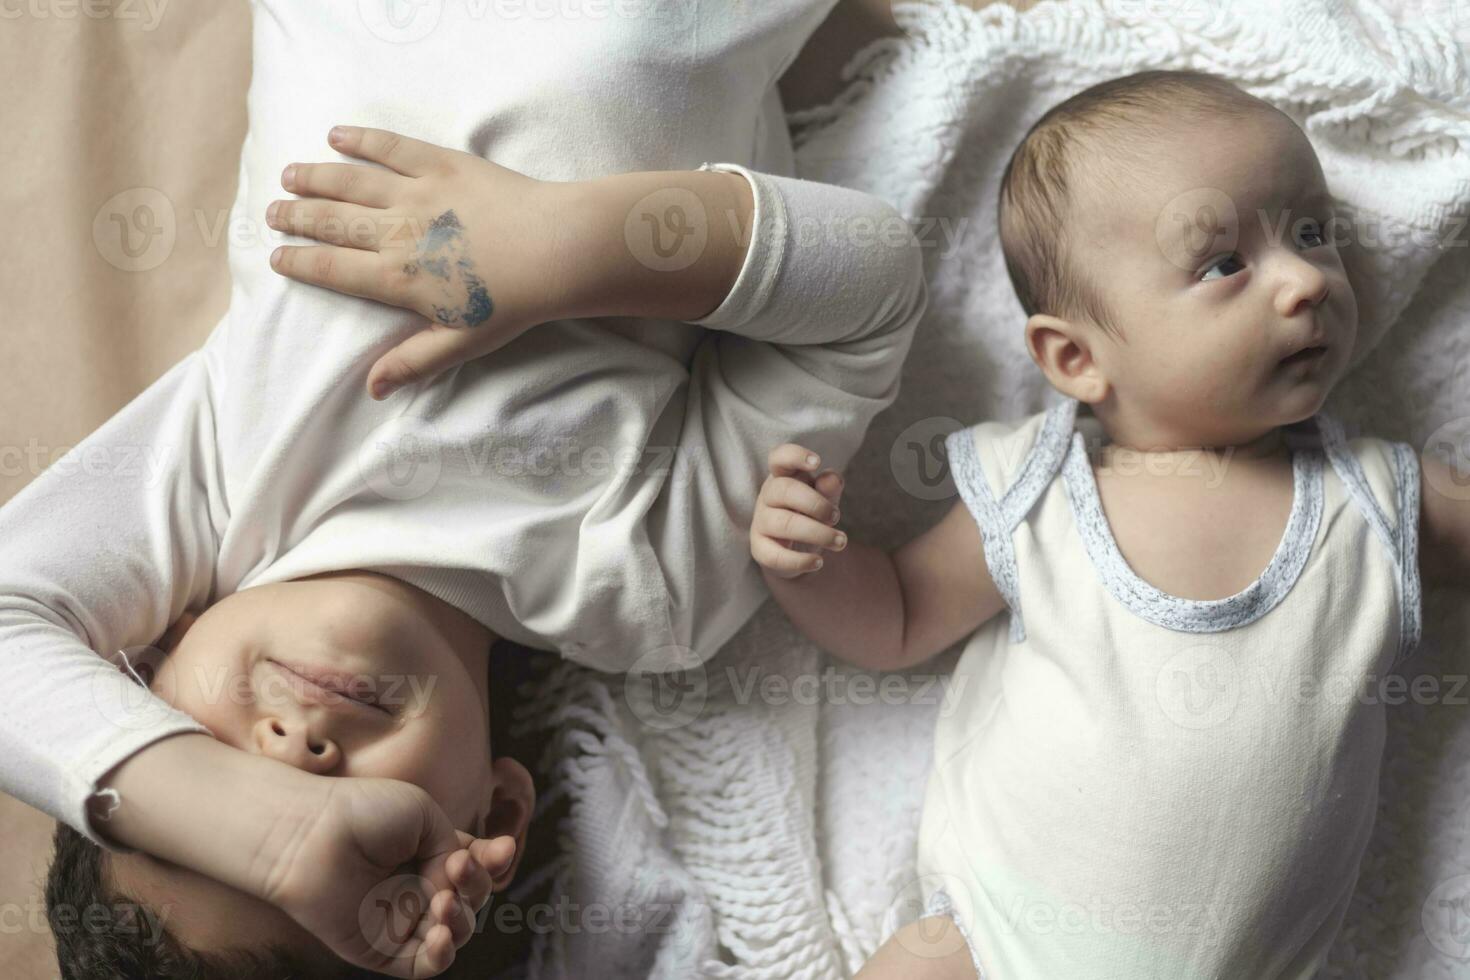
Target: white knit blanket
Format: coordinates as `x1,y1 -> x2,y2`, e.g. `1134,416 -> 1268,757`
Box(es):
513,2 -> 1470,977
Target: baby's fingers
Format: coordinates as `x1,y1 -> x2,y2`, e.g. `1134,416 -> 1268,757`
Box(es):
761,476 -> 840,526
751,534 -> 825,578
755,506 -> 847,553
813,469 -> 845,507
767,443 -> 822,480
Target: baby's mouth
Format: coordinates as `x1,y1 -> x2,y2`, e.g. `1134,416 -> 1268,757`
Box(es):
1280,344 -> 1329,368
266,658 -> 390,714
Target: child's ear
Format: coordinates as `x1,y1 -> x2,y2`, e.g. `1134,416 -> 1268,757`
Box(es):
1024,313 -> 1110,404
480,756 -> 535,891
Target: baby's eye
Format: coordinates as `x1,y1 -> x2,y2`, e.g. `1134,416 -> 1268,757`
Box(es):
1199,253 -> 1245,282
1294,218 -> 1326,249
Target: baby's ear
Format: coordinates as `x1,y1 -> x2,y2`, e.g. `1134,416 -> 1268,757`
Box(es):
1024,313 -> 1109,404
482,756 -> 535,890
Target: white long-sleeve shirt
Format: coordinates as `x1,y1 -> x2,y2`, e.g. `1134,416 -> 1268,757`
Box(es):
0,1 -> 927,845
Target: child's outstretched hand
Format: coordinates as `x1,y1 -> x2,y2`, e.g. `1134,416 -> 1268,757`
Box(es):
751,443 -> 847,579
266,125 -> 568,399
262,775 -> 515,979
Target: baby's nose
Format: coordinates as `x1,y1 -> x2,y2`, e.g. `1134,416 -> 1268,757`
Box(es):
253,716 -> 341,774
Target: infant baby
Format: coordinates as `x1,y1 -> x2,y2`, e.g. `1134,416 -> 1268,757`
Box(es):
751,70 -> 1469,979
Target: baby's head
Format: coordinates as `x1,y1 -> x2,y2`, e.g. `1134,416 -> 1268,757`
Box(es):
45,570 -> 534,979
1000,69 -> 1358,448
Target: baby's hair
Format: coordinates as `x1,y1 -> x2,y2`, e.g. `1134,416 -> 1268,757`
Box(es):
997,69 -> 1281,336
45,822 -> 385,980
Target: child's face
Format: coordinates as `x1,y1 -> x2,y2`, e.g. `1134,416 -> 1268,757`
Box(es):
106,571 -> 528,962
1065,110 -> 1358,446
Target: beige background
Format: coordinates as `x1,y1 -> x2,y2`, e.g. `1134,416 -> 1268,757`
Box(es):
0,3 -> 251,976
0,1 -> 1033,974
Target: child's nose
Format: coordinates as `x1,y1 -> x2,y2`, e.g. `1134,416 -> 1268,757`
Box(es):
1274,252 -> 1331,320
253,715 -> 341,774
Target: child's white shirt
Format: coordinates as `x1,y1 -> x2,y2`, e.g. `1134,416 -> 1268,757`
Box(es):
0,0 -> 929,846
919,399 -> 1422,979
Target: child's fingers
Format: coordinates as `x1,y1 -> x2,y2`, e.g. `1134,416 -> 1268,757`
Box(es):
281,160 -> 405,209
766,443 -> 822,479
755,507 -> 847,553
271,244 -> 395,306
267,199 -> 389,251
751,534 -> 825,576
447,848 -> 494,913
410,920 -> 456,978
330,125 -> 449,179
761,476 -> 840,526
469,836 -> 516,873
430,887 -> 476,949
367,327 -> 488,399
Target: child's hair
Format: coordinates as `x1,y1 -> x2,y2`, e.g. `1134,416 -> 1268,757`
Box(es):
45,822 -> 385,980
997,69 -> 1280,336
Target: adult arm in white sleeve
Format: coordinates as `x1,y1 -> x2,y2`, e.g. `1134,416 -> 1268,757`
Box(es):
0,350 -> 223,847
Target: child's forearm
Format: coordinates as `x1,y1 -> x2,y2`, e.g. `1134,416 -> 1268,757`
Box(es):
762,540 -> 921,672
557,169 -> 755,324
96,733 -> 328,896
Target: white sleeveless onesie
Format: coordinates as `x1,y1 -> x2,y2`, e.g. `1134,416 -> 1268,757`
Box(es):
917,398 -> 1423,980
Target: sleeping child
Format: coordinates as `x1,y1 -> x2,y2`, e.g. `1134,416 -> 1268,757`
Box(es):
0,2 -> 926,977
750,69 -> 1469,979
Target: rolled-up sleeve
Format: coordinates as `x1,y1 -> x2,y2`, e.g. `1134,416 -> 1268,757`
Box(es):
574,164 -> 927,672
0,353 -> 221,848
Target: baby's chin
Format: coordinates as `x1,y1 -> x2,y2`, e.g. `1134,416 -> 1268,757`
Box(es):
1275,358 -> 1348,425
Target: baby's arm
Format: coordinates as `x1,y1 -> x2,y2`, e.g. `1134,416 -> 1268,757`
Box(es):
750,444 -> 1006,672
630,165 -> 934,669
1421,452 -> 1470,588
